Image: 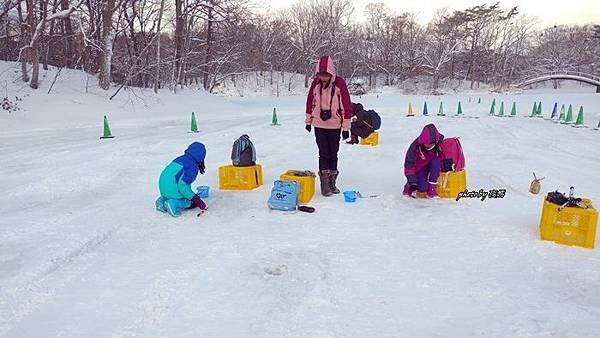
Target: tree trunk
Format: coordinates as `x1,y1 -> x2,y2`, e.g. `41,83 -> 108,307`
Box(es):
60,0 -> 74,67
433,74 -> 440,92
27,0 -> 40,89
99,0 -> 116,90
43,13 -> 56,71
124,0 -> 141,87
3,2 -> 9,61
17,0 -> 29,82
173,0 -> 184,91
203,2 -> 214,90
154,0 -> 165,93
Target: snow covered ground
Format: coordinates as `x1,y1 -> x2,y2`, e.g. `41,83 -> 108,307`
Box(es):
1,63 -> 600,337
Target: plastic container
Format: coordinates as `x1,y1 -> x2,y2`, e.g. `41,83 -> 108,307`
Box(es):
280,170 -> 315,203
196,186 -> 210,198
359,131 -> 379,146
218,164 -> 263,190
343,191 -> 358,203
436,170 -> 467,199
539,198 -> 597,249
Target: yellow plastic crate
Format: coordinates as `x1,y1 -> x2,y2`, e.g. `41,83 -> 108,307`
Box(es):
359,132 -> 379,146
218,164 -> 263,190
539,198 -> 598,249
436,170 -> 467,199
280,170 -> 316,204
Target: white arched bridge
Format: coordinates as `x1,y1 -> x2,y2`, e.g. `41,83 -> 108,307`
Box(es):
516,71 -> 600,92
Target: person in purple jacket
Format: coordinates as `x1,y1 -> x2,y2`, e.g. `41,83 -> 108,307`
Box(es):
403,124 -> 444,198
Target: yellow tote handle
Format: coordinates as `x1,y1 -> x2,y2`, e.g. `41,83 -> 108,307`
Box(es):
441,172 -> 449,189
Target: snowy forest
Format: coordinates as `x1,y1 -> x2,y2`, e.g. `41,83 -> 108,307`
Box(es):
1,0 -> 599,95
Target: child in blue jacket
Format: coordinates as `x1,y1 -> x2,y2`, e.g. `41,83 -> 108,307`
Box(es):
155,142 -> 207,217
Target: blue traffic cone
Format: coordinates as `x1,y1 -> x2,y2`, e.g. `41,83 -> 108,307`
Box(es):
549,102 -> 557,120
423,102 -> 429,116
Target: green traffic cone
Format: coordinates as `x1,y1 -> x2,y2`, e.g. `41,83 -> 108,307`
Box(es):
557,104 -> 566,123
536,102 -> 543,117
190,112 -> 199,133
100,115 -> 114,139
498,102 -> 504,117
509,102 -> 516,117
271,107 -> 280,125
530,102 -> 537,117
478,98 -> 481,104
437,101 -> 445,116
573,106 -> 584,127
564,104 -> 574,124
456,101 -> 463,116
489,101 -> 496,116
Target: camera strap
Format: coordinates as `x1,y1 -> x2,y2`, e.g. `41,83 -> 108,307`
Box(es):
319,80 -> 336,111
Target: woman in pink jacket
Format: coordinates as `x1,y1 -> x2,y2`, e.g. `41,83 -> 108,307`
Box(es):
305,56 -> 353,196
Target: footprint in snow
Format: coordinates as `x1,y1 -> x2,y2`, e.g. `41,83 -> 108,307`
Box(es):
264,264 -> 288,276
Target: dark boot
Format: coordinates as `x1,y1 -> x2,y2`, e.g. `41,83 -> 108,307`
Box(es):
319,170 -> 332,196
329,170 -> 340,194
346,134 -> 359,144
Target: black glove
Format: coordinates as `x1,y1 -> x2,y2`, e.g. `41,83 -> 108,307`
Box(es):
305,124 -> 311,133
341,130 -> 349,140
198,160 -> 205,175
191,194 -> 207,210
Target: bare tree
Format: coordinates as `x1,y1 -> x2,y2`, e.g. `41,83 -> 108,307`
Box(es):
1,0 -> 595,96
423,9 -> 464,92
98,0 -> 116,90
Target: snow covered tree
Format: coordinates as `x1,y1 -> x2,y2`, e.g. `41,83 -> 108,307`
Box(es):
423,10 -> 461,92
0,0 -> 595,95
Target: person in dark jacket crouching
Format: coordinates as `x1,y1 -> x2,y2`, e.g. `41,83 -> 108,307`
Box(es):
346,103 -> 381,144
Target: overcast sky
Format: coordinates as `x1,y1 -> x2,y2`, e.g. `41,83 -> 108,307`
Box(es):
254,0 -> 600,27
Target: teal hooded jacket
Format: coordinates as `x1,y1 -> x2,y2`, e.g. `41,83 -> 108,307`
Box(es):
159,142 -> 206,200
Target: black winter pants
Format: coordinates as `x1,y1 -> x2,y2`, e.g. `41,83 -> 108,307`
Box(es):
351,122 -> 374,139
314,127 -> 341,171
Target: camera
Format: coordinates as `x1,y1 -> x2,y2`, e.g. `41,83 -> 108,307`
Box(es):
320,109 -> 332,121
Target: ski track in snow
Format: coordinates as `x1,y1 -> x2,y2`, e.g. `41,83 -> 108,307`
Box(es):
1,63 -> 600,337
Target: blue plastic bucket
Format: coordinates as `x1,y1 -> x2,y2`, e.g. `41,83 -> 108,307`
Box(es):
196,186 -> 210,198
343,191 -> 357,203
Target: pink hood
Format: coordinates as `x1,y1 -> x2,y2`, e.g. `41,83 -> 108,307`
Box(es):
418,123 -> 444,145
315,55 -> 337,81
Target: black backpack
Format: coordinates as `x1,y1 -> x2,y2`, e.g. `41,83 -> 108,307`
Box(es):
231,134 -> 256,166
367,110 -> 381,130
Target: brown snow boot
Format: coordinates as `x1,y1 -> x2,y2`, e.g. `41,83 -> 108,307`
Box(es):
329,170 -> 340,194
319,170 -> 333,196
